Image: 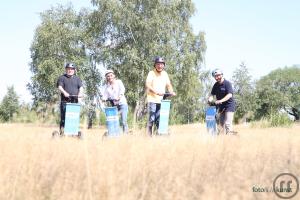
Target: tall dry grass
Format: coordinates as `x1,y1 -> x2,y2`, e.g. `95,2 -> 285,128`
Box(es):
0,123 -> 299,200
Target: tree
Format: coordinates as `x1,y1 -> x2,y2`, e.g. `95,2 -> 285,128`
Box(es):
0,86 -> 19,122
28,4 -> 90,105
87,0 -> 206,123
254,66 -> 300,120
232,62 -> 255,122
28,4 -> 103,125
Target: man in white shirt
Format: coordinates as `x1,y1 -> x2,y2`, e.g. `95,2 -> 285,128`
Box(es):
102,70 -> 128,133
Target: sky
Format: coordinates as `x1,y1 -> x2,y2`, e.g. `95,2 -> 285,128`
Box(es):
0,0 -> 299,103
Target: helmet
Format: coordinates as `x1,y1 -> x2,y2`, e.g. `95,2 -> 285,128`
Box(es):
105,69 -> 114,76
212,69 -> 223,77
154,57 -> 165,65
65,63 -> 76,69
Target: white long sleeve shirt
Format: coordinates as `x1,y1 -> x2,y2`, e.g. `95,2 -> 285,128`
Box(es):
101,79 -> 127,105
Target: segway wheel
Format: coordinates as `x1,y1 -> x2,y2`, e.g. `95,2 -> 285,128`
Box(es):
78,131 -> 83,139
102,131 -> 108,140
52,130 -> 60,138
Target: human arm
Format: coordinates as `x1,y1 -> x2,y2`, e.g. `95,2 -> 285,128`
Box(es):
166,82 -> 176,96
215,93 -> 232,104
208,95 -> 214,103
58,85 -> 70,98
57,76 -> 70,98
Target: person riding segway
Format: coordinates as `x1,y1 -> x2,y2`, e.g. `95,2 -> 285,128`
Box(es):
53,63 -> 84,138
145,57 -> 176,136
208,68 -> 236,135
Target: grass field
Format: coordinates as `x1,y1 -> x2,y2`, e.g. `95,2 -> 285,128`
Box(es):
0,123 -> 299,200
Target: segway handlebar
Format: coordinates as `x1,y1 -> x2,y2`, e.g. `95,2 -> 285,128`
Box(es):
68,94 -> 84,98
163,92 -> 175,100
207,101 -> 217,106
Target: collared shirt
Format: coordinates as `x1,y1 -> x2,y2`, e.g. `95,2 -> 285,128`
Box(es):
211,79 -> 235,112
146,69 -> 171,103
57,74 -> 83,102
102,79 -> 127,105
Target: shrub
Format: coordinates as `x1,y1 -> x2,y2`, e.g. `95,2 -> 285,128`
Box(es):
269,112 -> 293,127
250,112 -> 292,128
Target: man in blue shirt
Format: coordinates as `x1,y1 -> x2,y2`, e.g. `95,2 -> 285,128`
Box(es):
208,69 -> 236,134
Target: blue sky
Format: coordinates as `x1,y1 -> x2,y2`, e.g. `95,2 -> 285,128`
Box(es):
0,0 -> 299,103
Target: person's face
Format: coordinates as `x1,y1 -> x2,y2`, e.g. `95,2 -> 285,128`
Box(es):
106,73 -> 115,83
66,67 -> 75,76
214,74 -> 223,83
155,62 -> 165,72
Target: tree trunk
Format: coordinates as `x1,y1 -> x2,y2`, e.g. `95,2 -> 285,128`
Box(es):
133,96 -> 147,129
87,108 -> 96,129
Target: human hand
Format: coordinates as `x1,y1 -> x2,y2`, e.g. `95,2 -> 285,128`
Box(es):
113,99 -> 120,106
64,92 -> 70,98
156,92 -> 164,96
215,100 -> 222,105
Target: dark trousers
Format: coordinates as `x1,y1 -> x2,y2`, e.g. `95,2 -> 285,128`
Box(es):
59,98 -> 78,130
60,102 -> 67,130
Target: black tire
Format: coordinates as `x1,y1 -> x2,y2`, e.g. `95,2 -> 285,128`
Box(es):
78,131 -> 83,139
52,130 -> 60,138
101,131 -> 109,141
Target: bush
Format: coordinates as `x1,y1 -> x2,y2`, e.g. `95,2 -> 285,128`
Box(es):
250,112 -> 293,128
269,112 -> 293,127
14,109 -> 39,123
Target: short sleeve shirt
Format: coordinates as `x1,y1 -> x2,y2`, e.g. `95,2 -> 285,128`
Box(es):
211,79 -> 235,112
57,74 -> 83,102
146,70 -> 171,103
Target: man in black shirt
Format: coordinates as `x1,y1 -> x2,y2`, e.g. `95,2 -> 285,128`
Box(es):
57,63 -> 83,134
208,69 -> 235,134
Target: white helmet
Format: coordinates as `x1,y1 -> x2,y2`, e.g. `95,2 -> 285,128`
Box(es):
105,69 -> 114,76
212,69 -> 223,77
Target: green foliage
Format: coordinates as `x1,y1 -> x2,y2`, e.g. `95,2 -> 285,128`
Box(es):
254,66 -> 300,120
269,112 -> 293,127
87,0 -> 206,124
232,62 -> 255,123
28,4 -> 103,124
98,111 -> 106,127
0,86 -> 19,122
250,112 -> 292,128
250,119 -> 271,128
13,103 -> 39,123
28,4 -> 91,105
28,1 -> 208,125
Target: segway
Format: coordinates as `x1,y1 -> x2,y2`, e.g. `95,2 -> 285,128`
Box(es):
99,99 -> 121,138
205,102 -> 217,136
52,95 -> 83,139
157,93 -> 174,136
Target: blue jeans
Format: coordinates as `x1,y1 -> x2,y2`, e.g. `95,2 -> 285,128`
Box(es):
117,104 -> 128,133
147,102 -> 161,135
